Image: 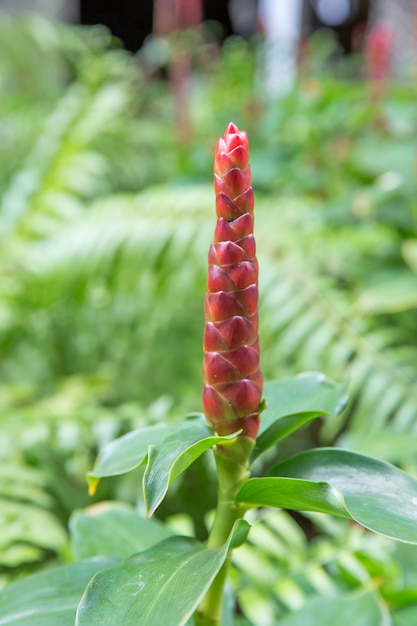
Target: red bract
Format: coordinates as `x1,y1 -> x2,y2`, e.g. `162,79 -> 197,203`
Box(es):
203,122 -> 263,440
366,22 -> 393,83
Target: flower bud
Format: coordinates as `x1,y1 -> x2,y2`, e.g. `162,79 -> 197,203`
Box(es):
203,123 -> 263,439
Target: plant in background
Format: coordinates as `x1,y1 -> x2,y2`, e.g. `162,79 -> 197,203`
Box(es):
3,123 -> 417,626
365,22 -> 393,100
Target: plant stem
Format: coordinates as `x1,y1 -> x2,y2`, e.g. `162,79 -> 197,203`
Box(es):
194,437 -> 254,626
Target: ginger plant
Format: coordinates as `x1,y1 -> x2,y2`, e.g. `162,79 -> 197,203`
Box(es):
2,123 -> 417,626
198,121 -> 263,624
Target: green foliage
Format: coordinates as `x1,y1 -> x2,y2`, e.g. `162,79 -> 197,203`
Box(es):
254,373 -> 350,457
2,376 -> 417,624
0,465 -> 67,569
0,558 -> 116,625
75,521 -> 248,626
1,9 -> 417,625
276,589 -> 389,626
70,502 -> 175,560
230,506 -> 415,625
239,448 -> 417,542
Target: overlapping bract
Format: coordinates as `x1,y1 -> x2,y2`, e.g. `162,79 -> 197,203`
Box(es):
203,122 -> 263,440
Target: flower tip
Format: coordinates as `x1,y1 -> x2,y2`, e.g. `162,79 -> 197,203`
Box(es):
226,121 -> 239,135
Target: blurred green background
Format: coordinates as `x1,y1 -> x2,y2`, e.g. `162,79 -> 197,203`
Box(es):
1,9 -> 417,624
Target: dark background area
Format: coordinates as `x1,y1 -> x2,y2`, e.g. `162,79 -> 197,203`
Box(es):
80,0 -> 234,51
79,0 -> 370,54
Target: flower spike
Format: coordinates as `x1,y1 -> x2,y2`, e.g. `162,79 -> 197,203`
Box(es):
203,123 -> 263,440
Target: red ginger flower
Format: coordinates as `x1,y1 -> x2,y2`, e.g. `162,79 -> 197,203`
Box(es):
203,122 -> 263,440
366,22 -> 393,83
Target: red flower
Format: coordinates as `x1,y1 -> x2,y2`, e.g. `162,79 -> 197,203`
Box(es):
203,123 -> 263,440
366,22 -> 393,83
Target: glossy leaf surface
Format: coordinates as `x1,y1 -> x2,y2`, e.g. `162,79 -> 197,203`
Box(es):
87,422 -> 172,493
76,521 -> 249,626
70,502 -> 173,560
236,476 -> 349,518
253,373 -> 349,458
0,559 -> 115,626
144,417 -> 239,516
271,448 -> 417,543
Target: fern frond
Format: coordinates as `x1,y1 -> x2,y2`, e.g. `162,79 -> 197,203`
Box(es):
3,186 -> 417,444
260,252 -> 417,443
0,463 -> 67,574
0,80 -> 134,242
231,508 -> 393,626
1,188 -> 214,406
254,195 -> 417,449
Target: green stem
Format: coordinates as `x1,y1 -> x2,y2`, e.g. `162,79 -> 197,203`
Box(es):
194,437 -> 254,626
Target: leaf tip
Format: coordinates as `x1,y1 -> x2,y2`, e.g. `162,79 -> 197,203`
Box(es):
87,474 -> 100,496
230,519 -> 251,548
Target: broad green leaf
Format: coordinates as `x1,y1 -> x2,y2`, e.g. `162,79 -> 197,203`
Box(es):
183,585 -> 235,626
75,520 -> 249,626
253,373 -> 349,458
271,448 -> 417,543
70,502 -> 174,560
0,558 -> 115,626
144,417 -> 239,516
87,422 -> 172,494
278,589 -> 390,626
236,477 -> 349,518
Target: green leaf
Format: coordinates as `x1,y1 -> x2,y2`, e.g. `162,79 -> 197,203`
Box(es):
75,521 -> 249,626
70,502 -> 174,560
278,589 -> 390,626
144,416 -> 239,516
236,477 -> 349,518
254,373 -> 350,458
0,558 -> 115,626
271,448 -> 417,543
87,422 -> 172,494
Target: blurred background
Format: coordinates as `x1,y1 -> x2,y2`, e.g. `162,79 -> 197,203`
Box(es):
1,0 -> 417,622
